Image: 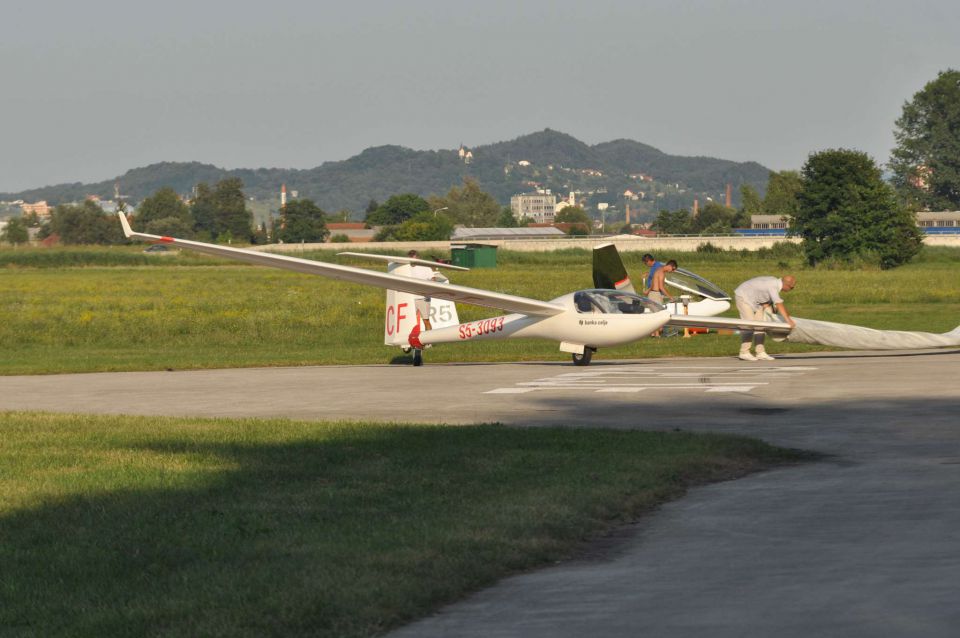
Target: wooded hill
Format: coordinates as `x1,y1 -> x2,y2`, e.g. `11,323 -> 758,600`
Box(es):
3,129 -> 770,218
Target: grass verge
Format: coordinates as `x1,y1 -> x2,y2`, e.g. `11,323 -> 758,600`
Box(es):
3,246 -> 958,374
0,412 -> 809,637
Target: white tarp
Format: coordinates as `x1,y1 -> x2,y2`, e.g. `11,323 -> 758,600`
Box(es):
779,316 -> 960,350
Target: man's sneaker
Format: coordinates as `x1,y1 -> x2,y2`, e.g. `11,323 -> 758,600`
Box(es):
755,351 -> 775,361
738,351 -> 758,361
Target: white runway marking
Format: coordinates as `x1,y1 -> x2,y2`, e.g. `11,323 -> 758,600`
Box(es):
486,388 -> 537,394
484,365 -> 815,395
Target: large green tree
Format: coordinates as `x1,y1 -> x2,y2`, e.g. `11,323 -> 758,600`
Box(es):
49,201 -> 125,245
693,201 -> 745,233
189,179 -> 252,242
145,216 -> 194,238
763,170 -> 802,217
429,179 -> 501,227
739,184 -> 763,215
1,217 -> 29,244
137,187 -> 192,227
212,178 -> 253,241
375,211 -> 454,241
890,69 -> 960,210
275,199 -> 329,243
496,207 -> 518,228
650,209 -> 693,235
555,205 -> 591,234
191,183 -> 217,238
365,194 -> 430,226
795,149 -> 922,268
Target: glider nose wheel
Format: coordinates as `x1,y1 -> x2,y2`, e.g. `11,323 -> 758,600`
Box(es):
572,348 -> 595,366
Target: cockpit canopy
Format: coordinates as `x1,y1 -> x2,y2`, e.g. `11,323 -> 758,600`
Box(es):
574,289 -> 665,315
664,268 -> 731,301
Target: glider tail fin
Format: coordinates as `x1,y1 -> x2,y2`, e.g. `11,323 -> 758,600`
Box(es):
592,243 -> 636,294
382,263 -> 461,347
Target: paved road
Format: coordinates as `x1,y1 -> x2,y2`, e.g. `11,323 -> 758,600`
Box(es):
3,350 -> 960,636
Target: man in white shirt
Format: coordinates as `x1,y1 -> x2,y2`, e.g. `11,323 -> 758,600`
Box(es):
734,275 -> 796,361
407,250 -> 440,330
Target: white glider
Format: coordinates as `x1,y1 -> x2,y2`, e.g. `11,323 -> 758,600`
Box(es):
119,212 -> 790,365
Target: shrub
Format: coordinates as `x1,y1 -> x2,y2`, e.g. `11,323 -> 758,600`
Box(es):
696,242 -> 723,253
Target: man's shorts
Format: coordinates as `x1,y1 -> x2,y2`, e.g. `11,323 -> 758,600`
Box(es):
735,295 -> 766,321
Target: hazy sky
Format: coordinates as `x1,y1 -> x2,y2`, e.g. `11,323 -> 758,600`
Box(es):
2,0 -> 958,192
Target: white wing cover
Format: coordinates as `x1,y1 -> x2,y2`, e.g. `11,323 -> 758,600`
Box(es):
785,317 -> 960,349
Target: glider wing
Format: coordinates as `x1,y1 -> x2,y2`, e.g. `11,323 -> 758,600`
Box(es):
118,213 -> 564,317
667,314 -> 793,336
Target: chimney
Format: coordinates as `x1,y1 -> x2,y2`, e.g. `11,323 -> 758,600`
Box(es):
625,203 -> 631,226
693,199 -> 699,216
725,183 -> 732,208
281,183 -> 287,208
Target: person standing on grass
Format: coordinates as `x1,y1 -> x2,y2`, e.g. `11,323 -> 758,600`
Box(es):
644,259 -> 677,305
642,253 -> 663,292
645,259 -> 677,337
734,275 -> 796,361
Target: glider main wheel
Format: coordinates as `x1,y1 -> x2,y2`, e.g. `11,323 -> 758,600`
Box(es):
572,348 -> 594,366
412,349 -> 423,367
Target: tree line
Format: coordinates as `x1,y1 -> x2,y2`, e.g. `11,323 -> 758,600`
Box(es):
4,69 -> 958,270
647,68 -> 960,269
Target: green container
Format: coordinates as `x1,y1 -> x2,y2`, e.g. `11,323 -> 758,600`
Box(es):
450,243 -> 497,268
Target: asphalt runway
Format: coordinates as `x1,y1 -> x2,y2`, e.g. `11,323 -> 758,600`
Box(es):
3,350 -> 960,637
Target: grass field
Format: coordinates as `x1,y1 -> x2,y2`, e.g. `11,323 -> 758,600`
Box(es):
0,412 -> 807,637
1,246 -> 959,374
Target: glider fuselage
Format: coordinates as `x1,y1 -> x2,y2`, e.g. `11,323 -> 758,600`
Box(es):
418,291 -> 671,349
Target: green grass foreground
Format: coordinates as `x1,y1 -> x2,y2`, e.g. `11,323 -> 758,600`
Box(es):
2,246 -> 959,374
0,412 -> 807,637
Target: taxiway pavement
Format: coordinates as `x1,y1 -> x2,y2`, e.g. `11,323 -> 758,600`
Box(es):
2,350 -> 959,637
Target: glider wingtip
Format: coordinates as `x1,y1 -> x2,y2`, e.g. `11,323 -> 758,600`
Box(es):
117,211 -> 134,238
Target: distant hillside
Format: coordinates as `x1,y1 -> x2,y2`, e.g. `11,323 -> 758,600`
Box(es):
2,130 -> 771,220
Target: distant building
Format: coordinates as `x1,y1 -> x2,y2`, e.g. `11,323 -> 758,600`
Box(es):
450,226 -> 565,241
517,160 -> 531,167
916,211 -> 960,228
20,201 -> 51,218
750,211 -> 960,231
326,222 -> 377,242
751,214 -> 788,230
511,192 -> 557,224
